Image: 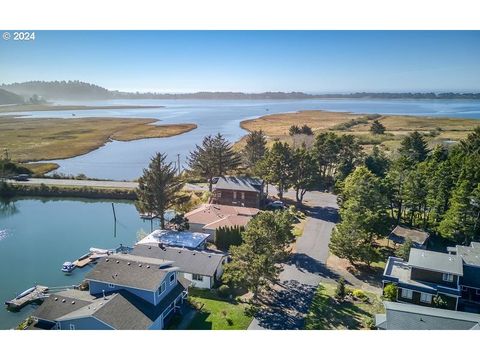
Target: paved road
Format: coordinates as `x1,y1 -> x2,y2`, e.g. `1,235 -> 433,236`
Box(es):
248,189 -> 339,330
6,178 -> 207,191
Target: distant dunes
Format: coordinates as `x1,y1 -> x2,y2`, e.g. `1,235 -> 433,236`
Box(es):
0,88 -> 25,105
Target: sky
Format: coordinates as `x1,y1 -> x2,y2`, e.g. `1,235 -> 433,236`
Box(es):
0,31 -> 479,93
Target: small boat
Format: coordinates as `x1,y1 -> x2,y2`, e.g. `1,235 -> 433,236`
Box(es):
61,261 -> 76,273
14,286 -> 36,300
89,247 -> 111,255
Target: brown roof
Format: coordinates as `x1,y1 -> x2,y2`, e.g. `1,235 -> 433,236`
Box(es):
185,204 -> 259,230
388,225 -> 429,246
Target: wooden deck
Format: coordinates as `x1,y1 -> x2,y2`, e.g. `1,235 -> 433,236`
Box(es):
5,285 -> 49,310
73,253 -> 94,268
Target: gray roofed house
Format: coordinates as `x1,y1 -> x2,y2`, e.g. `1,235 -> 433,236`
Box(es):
408,248 -> 463,276
84,253 -> 175,292
448,242 -> 480,305
31,291 -> 94,323
376,301 -> 480,330
387,225 -> 430,248
453,241 -> 480,266
131,244 -> 227,289
213,176 -> 263,192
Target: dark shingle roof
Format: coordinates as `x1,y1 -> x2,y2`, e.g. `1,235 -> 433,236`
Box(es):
213,176 -> 263,192
408,248 -> 463,276
32,294 -> 93,322
131,244 -> 227,277
84,254 -> 174,291
377,301 -> 480,330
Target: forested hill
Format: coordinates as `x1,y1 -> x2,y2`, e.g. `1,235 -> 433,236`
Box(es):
2,80 -> 480,100
0,88 -> 25,105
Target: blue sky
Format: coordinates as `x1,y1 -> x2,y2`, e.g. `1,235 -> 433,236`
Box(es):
1,31 -> 479,93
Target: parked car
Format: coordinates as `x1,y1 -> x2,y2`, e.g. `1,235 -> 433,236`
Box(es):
13,174 -> 30,181
266,200 -> 285,210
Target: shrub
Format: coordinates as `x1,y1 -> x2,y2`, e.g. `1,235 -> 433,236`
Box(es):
352,289 -> 368,301
433,294 -> 448,309
334,277 -> 346,300
218,284 -> 231,298
215,225 -> 244,251
395,238 -> 413,261
382,283 -> 398,302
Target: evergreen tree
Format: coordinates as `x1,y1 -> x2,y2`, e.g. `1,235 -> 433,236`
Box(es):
370,119 -> 386,135
365,146 -> 390,178
291,145 -> 318,204
399,131 -> 430,162
188,133 -> 241,191
137,153 -> 187,229
242,130 -> 267,168
257,141 -> 294,199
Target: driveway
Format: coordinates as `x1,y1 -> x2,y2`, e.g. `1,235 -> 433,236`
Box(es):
248,189 -> 339,330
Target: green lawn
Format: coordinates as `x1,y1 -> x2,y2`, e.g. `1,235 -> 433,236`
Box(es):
305,283 -> 384,330
187,289 -> 252,330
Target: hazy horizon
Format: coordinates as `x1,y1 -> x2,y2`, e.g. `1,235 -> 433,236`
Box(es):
1,31 -> 480,93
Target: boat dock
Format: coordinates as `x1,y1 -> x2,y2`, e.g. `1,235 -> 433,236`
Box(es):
73,253 -> 94,268
5,285 -> 49,310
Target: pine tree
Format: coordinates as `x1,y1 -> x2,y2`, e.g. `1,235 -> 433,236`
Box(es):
370,119 -> 386,135
291,145 -> 318,204
399,131 -> 430,162
136,152 -> 187,229
188,133 -> 241,191
242,130 -> 267,168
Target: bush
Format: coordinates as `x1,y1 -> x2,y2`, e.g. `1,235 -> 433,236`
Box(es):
395,238 -> 413,261
352,289 -> 368,301
433,294 -> 448,309
215,225 -> 244,251
217,284 -> 231,298
382,283 -> 398,301
244,304 -> 259,317
334,277 -> 346,300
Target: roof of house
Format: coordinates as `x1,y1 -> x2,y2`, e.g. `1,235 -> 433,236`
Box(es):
388,225 -> 430,247
376,301 -> 480,330
185,203 -> 258,230
383,256 -> 439,292
32,291 -> 94,322
455,241 -> 480,266
34,280 -> 190,330
408,248 -> 463,276
131,244 -> 227,277
137,229 -> 210,249
84,254 -> 176,292
213,176 -> 263,193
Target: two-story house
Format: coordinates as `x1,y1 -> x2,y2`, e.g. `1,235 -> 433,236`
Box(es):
211,176 -> 264,208
383,248 -> 463,310
29,253 -> 189,330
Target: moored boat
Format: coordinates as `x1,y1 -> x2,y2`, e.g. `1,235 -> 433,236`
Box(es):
61,261 -> 76,273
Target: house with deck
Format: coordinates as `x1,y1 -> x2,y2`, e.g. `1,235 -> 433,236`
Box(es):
137,229 -> 211,249
211,176 -> 265,208
132,244 -> 228,289
185,203 -> 259,240
29,253 -> 189,330
383,248 -> 463,310
376,301 -> 480,330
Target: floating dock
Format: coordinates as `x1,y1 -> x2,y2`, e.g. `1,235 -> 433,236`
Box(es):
5,285 -> 49,310
73,252 -> 94,268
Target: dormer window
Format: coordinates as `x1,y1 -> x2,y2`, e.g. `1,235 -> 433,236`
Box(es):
442,273 -> 454,282
170,273 -> 176,284
158,282 -> 166,295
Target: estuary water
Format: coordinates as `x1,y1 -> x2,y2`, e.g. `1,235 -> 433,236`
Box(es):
7,98 -> 480,180
0,198 -> 158,329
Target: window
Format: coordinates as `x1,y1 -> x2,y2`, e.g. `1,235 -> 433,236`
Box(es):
461,286 -> 468,292
401,288 -> 413,299
170,273 -> 176,284
241,192 -> 245,200
108,283 -> 115,289
158,282 -> 166,295
233,191 -> 237,199
442,273 -> 454,282
420,293 -> 432,304
217,191 -> 222,198
192,274 -> 204,281
69,324 -> 75,330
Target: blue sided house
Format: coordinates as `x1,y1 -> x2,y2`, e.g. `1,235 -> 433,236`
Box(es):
29,253 -> 189,330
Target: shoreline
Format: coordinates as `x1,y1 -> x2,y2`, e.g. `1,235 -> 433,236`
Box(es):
0,104 -> 165,113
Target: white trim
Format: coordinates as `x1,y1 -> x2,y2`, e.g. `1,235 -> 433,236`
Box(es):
69,323 -> 75,330
442,273 -> 454,282
401,288 -> 413,299
169,272 -> 176,285
420,292 -> 432,304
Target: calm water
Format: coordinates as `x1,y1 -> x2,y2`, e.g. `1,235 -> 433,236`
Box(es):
0,197 -> 160,329
8,98 -> 480,180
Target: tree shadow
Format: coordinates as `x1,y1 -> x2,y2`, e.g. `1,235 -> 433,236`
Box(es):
287,253 -> 341,282
187,310 -> 213,330
303,205 -> 339,223
255,280 -> 318,329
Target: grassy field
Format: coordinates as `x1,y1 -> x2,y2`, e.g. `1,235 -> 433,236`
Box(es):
304,282 -> 384,330
0,116 -> 196,162
240,110 -> 480,153
0,104 -> 164,113
187,289 -> 252,330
